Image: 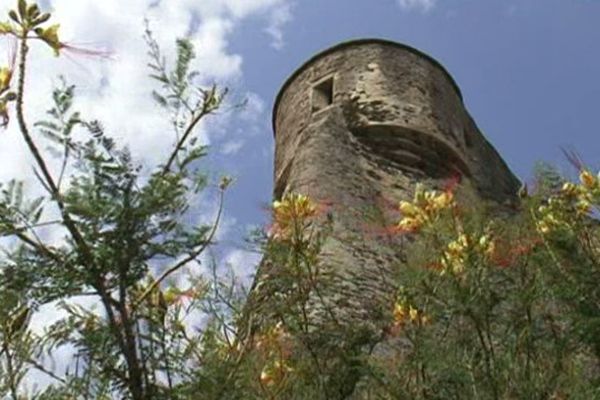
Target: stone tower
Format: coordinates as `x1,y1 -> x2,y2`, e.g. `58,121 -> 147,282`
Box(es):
247,39 -> 520,397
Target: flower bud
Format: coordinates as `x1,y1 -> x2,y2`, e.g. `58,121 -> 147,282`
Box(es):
3,92 -> 16,101
18,0 -> 27,19
0,67 -> 12,91
33,13 -> 51,26
8,10 -> 20,24
218,175 -> 232,190
27,4 -> 40,19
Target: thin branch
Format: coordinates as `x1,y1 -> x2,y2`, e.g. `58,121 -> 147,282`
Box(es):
16,36 -> 95,267
13,231 -> 62,262
26,357 -> 67,384
134,188 -> 225,308
161,108 -> 209,175
57,137 -> 71,192
15,36 -> 127,367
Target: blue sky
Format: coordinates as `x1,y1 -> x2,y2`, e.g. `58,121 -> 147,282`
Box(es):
217,0 -> 600,249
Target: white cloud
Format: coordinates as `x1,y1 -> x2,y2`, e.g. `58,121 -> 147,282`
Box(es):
265,3 -> 293,50
224,248 -> 262,283
0,0 -> 292,182
221,139 -> 245,154
396,0 -> 436,12
239,91 -> 266,123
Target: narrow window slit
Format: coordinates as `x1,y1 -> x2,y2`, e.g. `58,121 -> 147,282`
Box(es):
312,77 -> 334,113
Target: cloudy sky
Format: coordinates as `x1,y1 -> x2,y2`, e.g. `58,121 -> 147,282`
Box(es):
0,0 -> 598,280
1,0 -> 599,282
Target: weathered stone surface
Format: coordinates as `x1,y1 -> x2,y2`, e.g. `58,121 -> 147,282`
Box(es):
270,38 -> 518,321
247,39 -> 520,397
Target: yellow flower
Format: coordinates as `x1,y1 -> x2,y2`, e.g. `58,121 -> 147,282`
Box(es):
399,200 -> 420,217
271,193 -> 317,240
35,24 -> 62,56
477,234 -> 496,258
561,182 -> 578,197
440,234 -> 470,274
409,306 -> 419,322
260,369 -> 273,386
432,191 -> 453,210
390,300 -> 428,332
413,183 -> 426,203
162,288 -> 179,305
83,315 -> 98,331
538,221 -> 550,234
0,22 -> 14,35
447,234 -> 469,254
393,303 -> 406,323
576,199 -> 591,215
0,67 -> 12,91
255,322 -> 291,355
478,235 -> 490,249
397,215 -> 423,232
397,185 -> 455,232
579,170 -> 597,190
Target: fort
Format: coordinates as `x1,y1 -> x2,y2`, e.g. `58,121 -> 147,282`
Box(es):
247,39 -> 520,396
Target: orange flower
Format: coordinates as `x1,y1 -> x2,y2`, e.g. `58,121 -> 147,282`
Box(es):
579,170 -> 597,190
397,184 -> 456,233
260,360 -> 292,387
389,300 -> 429,335
270,193 -> 317,240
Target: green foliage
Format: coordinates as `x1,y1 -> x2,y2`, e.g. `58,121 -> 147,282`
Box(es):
215,181 -> 600,399
0,2 -> 237,399
3,2 -> 600,399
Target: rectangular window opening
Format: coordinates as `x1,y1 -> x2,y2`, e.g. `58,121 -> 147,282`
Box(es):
312,77 -> 334,113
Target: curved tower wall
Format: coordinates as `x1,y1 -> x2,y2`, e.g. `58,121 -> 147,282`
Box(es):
258,39 -> 520,343
274,40 -> 518,204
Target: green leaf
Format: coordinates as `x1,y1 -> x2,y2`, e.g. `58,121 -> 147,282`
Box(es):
17,0 -> 27,20
32,12 -> 50,26
8,10 -> 20,24
178,145 -> 207,170
151,90 -> 167,107
26,3 -> 40,19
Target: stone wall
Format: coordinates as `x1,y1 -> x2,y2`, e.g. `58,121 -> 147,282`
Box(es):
273,40 -> 518,203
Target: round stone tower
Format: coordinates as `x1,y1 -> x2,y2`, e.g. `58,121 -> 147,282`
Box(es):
273,39 -> 518,204
246,39 -> 520,397
269,38 -> 519,322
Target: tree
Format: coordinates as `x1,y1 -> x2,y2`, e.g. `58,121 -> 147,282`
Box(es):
0,1 -> 235,398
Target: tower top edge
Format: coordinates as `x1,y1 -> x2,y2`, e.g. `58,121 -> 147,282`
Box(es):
272,38 -> 464,135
